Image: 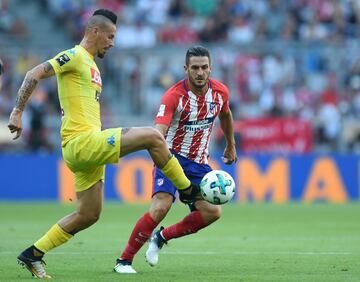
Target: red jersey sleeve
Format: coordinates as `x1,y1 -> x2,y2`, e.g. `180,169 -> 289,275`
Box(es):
212,79 -> 230,113
155,87 -> 180,126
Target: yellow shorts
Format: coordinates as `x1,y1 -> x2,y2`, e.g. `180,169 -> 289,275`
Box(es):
62,128 -> 122,192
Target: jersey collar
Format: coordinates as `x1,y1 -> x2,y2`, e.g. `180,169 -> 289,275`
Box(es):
76,45 -> 94,60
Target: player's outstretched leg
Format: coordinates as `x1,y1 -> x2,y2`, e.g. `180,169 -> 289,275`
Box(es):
17,246 -> 51,279
145,226 -> 167,266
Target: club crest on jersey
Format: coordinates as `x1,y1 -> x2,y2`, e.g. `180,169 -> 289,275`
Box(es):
209,102 -> 216,114
157,178 -> 164,186
56,54 -> 70,66
90,68 -> 102,87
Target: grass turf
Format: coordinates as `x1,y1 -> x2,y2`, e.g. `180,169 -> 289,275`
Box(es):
0,203 -> 359,281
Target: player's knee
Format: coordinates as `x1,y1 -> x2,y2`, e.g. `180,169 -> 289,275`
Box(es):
148,128 -> 166,148
151,204 -> 170,221
89,212 -> 101,224
79,211 -> 101,227
150,194 -> 172,222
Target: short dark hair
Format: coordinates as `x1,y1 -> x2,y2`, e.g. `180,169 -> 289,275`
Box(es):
185,46 -> 211,66
93,9 -> 117,25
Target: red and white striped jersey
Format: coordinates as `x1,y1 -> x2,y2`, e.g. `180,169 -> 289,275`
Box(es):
155,78 -> 230,164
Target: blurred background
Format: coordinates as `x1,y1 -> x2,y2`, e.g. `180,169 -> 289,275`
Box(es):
1,0 -> 360,202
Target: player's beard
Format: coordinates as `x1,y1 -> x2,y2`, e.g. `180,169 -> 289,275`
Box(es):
190,75 -> 208,89
97,52 -> 105,58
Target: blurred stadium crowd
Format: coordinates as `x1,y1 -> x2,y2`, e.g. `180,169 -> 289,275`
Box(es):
1,0 -> 360,153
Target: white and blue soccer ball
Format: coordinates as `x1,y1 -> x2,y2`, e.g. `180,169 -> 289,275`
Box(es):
200,170 -> 235,205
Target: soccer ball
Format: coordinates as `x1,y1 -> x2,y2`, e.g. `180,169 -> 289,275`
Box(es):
200,170 -> 235,205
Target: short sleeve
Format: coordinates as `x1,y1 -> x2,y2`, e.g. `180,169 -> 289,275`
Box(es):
155,89 -> 179,127
220,84 -> 230,113
48,49 -> 77,74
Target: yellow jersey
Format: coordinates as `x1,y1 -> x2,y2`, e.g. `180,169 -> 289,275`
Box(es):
48,45 -> 103,146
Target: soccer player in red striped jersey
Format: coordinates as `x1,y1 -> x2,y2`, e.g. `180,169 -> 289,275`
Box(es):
114,46 -> 237,273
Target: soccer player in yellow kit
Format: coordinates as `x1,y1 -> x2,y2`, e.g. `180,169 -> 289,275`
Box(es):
8,9 -> 199,279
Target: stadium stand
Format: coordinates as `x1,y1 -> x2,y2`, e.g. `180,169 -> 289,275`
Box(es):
2,0 -> 360,153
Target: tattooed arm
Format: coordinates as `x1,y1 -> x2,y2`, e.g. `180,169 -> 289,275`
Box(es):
8,62 -> 55,139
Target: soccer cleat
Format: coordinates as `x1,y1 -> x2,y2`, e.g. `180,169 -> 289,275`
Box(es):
145,227 -> 167,267
113,259 -> 136,274
17,252 -> 51,279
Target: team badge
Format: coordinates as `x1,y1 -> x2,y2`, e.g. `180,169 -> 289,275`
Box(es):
157,178 -> 164,186
209,102 -> 216,114
56,54 -> 70,66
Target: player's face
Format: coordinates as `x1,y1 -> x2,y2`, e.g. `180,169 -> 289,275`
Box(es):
96,24 -> 116,58
185,56 -> 211,89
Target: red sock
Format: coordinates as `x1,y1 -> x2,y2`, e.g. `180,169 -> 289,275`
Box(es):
120,212 -> 158,262
161,211 -> 207,241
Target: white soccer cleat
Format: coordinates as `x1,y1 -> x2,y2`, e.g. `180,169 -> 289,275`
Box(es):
113,259 -> 136,274
145,227 -> 167,267
17,253 -> 51,279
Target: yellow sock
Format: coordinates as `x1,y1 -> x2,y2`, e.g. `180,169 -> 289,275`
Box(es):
161,156 -> 191,190
34,224 -> 73,253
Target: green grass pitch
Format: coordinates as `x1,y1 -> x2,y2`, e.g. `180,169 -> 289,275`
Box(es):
0,203 -> 359,281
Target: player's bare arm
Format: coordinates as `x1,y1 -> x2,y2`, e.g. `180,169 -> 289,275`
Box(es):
219,110 -> 237,164
8,62 -> 55,140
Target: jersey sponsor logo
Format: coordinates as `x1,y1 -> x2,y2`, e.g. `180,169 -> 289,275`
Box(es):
185,117 -> 215,126
107,134 -> 116,147
183,117 -> 215,132
184,124 -> 212,132
157,104 -> 165,117
56,54 -> 70,66
90,68 -> 102,87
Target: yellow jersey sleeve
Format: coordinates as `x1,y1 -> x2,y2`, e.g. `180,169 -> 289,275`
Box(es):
48,49 -> 78,74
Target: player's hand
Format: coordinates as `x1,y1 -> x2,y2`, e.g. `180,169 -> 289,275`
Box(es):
179,184 -> 203,204
222,144 -> 237,165
8,108 -> 23,140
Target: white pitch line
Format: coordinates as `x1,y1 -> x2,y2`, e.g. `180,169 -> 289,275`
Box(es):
0,251 -> 354,255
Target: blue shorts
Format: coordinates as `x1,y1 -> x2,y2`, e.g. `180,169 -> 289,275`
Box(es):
152,153 -> 212,200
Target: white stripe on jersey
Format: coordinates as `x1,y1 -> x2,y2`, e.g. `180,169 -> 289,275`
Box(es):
165,87 -> 224,164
